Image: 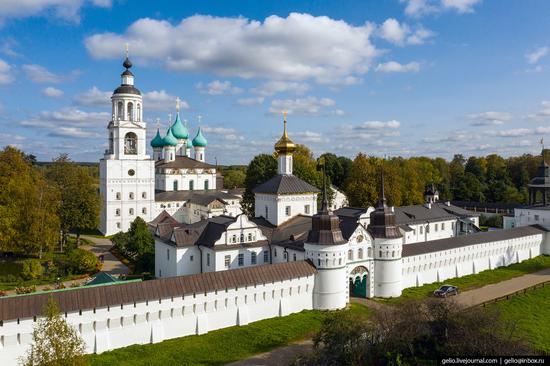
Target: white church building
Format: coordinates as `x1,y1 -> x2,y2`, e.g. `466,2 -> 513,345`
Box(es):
99,53 -> 241,236
1,57 -> 550,366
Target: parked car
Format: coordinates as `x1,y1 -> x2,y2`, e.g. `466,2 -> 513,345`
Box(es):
433,285 -> 459,297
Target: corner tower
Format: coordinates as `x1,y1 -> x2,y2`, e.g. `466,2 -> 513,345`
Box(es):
304,173 -> 348,310
369,169 -> 403,298
99,48 -> 155,235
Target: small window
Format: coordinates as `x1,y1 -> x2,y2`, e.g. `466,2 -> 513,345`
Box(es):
358,248 -> 363,259
251,252 -> 257,265
238,253 -> 244,266
116,222 -> 121,229
204,180 -> 209,190
116,192 -> 121,200
348,250 -> 353,261
535,215 -> 540,221
224,255 -> 230,268
142,192 -> 147,199
274,248 -> 277,257
435,224 -> 438,232
232,235 -> 237,243
167,249 -> 170,261
285,206 -> 291,216
240,234 -> 244,243
190,255 -> 194,262
207,253 -> 211,266
293,253 -> 296,261
441,222 -> 445,230
142,207 -> 147,214
173,180 -> 178,191
248,233 -> 253,242
129,208 -> 134,215
304,205 -> 310,214
115,209 -> 120,216
420,226 -> 423,234
189,180 -> 194,190
129,192 -> 134,200
265,206 -> 268,219
263,250 -> 269,263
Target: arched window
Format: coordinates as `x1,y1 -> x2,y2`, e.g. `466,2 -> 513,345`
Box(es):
240,234 -> 244,243
129,208 -> 134,215
127,102 -> 134,121
293,253 -> 297,261
173,180 -> 178,191
204,180 -> 209,190
117,102 -> 123,120
265,206 -> 268,219
348,250 -> 353,261
137,104 -> 141,121
247,233 -> 253,242
358,248 -> 363,259
367,248 -> 372,257
189,180 -> 194,190
109,132 -> 114,153
232,235 -> 236,243
115,209 -> 120,216
124,132 -> 137,155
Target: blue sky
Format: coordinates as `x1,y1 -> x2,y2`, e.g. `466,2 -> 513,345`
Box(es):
1,0 -> 550,164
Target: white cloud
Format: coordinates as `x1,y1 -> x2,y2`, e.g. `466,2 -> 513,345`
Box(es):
0,0 -> 110,23
488,128 -> 532,138
525,46 -> 548,64
20,107 -> 109,139
468,111 -> 512,126
85,13 -> 378,85
375,61 -> 420,73
196,80 -> 242,95
527,101 -> 550,121
379,18 -> 409,45
237,97 -> 264,106
42,86 -> 63,98
407,26 -> 436,45
22,64 -> 62,83
0,58 -> 14,84
252,80 -> 309,96
293,131 -> 324,143
268,96 -> 337,116
442,0 -> 482,14
74,86 -> 111,106
400,0 -> 481,17
355,120 -> 401,130
143,90 -> 188,111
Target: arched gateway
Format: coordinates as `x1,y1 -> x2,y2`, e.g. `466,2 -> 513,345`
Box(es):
349,265 -> 369,298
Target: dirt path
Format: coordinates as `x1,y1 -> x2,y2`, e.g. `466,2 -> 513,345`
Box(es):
79,235 -> 130,276
454,267 -> 550,307
225,340 -> 313,366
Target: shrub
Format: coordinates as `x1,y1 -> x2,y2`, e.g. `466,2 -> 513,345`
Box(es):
15,285 -> 36,294
68,249 -> 100,274
70,282 -> 81,288
5,274 -> 19,283
0,290 -> 6,297
21,259 -> 44,280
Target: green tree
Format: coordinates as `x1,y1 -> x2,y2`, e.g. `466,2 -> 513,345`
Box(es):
241,154 -> 277,216
319,153 -> 352,189
223,168 -> 246,189
344,154 -> 378,207
21,297 -> 87,366
45,155 -> 100,248
0,147 -> 60,256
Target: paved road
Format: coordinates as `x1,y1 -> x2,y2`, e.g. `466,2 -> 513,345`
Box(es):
79,235 -> 130,276
454,267 -> 550,307
225,340 -> 313,366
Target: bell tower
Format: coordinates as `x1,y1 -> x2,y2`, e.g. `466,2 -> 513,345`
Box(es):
99,46 -> 156,236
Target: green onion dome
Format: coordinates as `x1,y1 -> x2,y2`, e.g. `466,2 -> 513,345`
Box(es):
150,128 -> 165,148
171,113 -> 189,139
192,127 -> 207,147
163,127 -> 178,147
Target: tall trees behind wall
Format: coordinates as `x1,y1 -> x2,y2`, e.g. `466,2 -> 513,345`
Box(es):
240,146 -> 544,212
0,147 -> 100,256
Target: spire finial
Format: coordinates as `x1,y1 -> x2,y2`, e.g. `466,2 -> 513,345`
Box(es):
378,165 -> 387,208
176,97 -> 180,113
168,113 -> 172,124
319,157 -> 329,213
155,118 -> 160,129
282,110 -> 288,137
125,42 -> 129,58
198,115 -> 202,124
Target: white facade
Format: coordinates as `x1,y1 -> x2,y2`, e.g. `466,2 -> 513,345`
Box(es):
508,206 -> 550,229
255,193 -> 317,226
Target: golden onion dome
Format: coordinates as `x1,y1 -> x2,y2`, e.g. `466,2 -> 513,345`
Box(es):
274,112 -> 296,154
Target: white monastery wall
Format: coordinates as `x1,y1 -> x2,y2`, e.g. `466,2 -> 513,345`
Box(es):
0,275 -> 314,366
401,233 -> 544,290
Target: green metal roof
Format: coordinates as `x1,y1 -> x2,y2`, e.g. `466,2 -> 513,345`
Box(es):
150,128 -> 165,148
171,113 -> 189,139
163,126 -> 178,146
192,127 -> 207,147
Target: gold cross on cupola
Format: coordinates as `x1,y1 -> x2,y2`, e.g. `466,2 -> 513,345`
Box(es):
176,97 -> 181,113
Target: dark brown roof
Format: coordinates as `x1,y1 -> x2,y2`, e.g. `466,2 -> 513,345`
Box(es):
155,189 -> 238,203
253,174 -> 320,195
402,225 -> 548,257
0,261 -> 316,321
156,156 -> 216,170
149,210 -> 179,226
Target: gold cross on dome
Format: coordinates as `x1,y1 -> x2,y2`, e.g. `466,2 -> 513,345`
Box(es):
155,118 -> 160,129
125,42 -> 129,58
198,115 -> 202,124
283,110 -> 287,121
176,97 -> 180,113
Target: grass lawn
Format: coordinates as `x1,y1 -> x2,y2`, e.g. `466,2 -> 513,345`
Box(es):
376,255 -> 550,304
89,303 -> 371,366
489,284 -> 550,352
